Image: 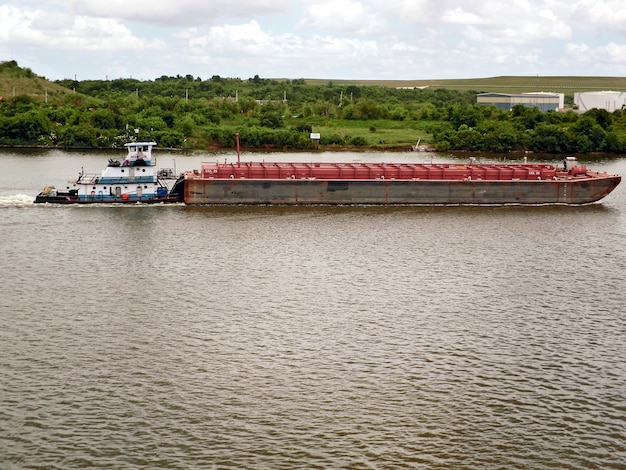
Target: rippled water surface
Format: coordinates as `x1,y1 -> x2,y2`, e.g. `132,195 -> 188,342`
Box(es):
1,150 -> 626,468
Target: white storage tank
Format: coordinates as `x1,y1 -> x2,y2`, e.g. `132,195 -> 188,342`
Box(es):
574,91 -> 626,112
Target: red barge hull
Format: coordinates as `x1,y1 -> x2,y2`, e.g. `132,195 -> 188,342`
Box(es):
182,160 -> 621,205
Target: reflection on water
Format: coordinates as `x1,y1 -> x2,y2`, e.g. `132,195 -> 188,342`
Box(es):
1,151 -> 625,468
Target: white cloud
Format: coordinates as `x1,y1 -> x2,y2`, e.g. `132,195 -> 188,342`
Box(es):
67,0 -> 293,26
188,20 -> 381,65
570,0 -> 626,35
567,41 -> 626,67
298,0 -> 387,35
189,21 -> 272,57
438,3 -> 571,42
440,8 -> 484,25
30,10 -> 75,31
0,4 -> 166,51
373,0 -> 437,25
0,5 -> 35,44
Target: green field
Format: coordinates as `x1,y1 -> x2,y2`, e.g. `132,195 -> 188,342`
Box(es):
302,76 -> 626,95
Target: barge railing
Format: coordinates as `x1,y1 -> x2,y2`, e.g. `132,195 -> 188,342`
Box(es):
196,162 -> 578,182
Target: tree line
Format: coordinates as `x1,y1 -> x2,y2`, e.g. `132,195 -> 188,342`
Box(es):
1,64 -> 626,153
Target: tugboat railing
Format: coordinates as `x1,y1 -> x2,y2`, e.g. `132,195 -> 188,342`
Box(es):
76,173 -> 156,185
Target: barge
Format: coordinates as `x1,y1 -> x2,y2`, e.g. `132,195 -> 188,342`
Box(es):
181,156 -> 620,206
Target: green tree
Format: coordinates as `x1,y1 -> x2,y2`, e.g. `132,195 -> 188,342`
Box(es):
259,107 -> 284,128
447,104 -> 485,129
531,123 -> 567,153
90,108 -> 119,129
584,108 -> 612,129
355,99 -> 380,120
175,115 -> 195,135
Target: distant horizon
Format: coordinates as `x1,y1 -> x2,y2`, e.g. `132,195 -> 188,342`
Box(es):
12,62 -> 626,85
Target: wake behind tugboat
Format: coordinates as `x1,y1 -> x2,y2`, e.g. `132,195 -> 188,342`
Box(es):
34,141 -> 184,204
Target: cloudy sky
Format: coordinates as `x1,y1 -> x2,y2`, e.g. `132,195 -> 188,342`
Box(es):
2,0 -> 626,81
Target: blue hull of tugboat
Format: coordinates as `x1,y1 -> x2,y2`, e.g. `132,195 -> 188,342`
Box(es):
33,194 -> 182,204
34,177 -> 185,204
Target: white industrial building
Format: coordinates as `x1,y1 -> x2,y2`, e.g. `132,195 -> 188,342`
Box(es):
477,92 -> 564,112
574,91 -> 626,113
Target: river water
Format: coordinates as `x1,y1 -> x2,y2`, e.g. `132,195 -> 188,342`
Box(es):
1,149 -> 625,469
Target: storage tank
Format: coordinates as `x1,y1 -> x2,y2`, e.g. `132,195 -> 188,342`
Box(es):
574,91 -> 626,112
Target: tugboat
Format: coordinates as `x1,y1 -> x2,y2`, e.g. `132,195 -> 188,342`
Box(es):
34,141 -> 184,204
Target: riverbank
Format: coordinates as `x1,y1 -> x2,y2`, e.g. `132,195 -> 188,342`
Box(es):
0,142 -> 436,153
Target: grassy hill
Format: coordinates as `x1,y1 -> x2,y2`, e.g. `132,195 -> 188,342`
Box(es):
0,60 -> 75,102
